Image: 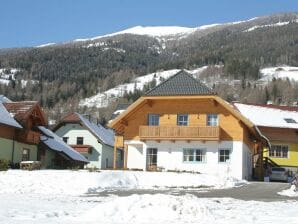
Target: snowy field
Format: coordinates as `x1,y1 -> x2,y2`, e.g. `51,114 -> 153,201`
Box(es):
260,66 -> 298,82
0,170 -> 297,224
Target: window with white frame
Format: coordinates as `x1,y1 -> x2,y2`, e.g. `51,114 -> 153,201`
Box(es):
183,149 -> 206,162
207,114 -> 218,126
218,148 -> 231,163
148,114 -> 160,126
269,145 -> 288,158
177,114 -> 188,126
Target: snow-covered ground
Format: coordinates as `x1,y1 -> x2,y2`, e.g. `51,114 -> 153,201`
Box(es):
0,170 -> 297,224
278,185 -> 298,197
260,66 -> 298,82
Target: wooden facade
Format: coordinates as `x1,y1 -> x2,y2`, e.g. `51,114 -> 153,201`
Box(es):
4,102 -> 47,145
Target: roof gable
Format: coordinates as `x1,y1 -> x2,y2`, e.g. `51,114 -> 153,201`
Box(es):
109,95 -> 256,136
3,101 -> 47,127
145,70 -> 214,96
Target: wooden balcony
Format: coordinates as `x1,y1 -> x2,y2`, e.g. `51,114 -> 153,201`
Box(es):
139,126 -> 220,141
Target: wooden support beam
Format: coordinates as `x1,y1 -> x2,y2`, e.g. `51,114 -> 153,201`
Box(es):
113,144 -> 117,169
120,119 -> 128,126
124,144 -> 128,169
146,99 -> 153,107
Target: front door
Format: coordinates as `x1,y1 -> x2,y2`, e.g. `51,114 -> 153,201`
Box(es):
147,148 -> 158,171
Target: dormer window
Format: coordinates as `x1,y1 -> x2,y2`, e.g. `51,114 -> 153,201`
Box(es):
284,118 -> 297,123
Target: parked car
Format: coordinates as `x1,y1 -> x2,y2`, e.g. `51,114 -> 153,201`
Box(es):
269,167 -> 289,182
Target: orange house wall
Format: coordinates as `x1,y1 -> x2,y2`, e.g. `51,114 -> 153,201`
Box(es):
122,98 -> 245,142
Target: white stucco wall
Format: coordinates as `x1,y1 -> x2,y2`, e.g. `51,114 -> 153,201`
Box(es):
127,144 -> 145,170
125,140 -> 251,179
242,143 -> 253,180
55,124 -> 114,169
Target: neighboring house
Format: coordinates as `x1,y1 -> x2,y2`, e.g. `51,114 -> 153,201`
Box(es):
1,101 -> 47,167
0,103 -> 25,165
54,113 -> 119,169
109,71 -> 268,179
38,126 -> 88,168
0,100 -> 88,168
233,103 -> 298,173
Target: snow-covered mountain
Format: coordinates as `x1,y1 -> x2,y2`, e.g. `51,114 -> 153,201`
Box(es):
33,13 -> 298,48
74,26 -> 198,42
73,19 -> 259,43
37,17 -> 267,47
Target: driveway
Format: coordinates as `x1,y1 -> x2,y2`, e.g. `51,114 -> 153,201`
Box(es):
87,182 -> 294,202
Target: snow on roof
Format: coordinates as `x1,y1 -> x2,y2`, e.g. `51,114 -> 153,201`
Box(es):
38,126 -> 89,163
233,103 -> 298,129
0,103 -> 22,129
77,113 -> 115,147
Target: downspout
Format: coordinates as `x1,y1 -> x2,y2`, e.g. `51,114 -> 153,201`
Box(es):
254,125 -> 271,150
11,136 -> 15,165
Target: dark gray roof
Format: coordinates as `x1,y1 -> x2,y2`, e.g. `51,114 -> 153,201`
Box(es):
110,103 -> 131,121
115,103 -> 131,111
38,126 -> 89,163
145,70 -> 214,96
77,113 -> 115,147
0,103 -> 22,129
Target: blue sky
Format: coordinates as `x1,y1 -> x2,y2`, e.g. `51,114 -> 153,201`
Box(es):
0,0 -> 297,48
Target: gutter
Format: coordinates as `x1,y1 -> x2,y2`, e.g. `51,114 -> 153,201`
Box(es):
254,125 -> 271,150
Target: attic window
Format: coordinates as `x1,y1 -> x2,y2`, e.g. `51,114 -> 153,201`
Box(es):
284,118 -> 297,123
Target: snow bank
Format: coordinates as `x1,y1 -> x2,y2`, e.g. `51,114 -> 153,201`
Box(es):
0,170 -> 246,196
1,193 -> 297,224
278,185 -> 298,197
78,195 -> 298,224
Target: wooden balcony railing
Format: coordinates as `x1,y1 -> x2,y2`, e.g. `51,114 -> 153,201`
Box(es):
139,126 -> 220,140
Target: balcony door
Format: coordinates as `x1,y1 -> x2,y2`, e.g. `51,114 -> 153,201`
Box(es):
147,148 -> 158,171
